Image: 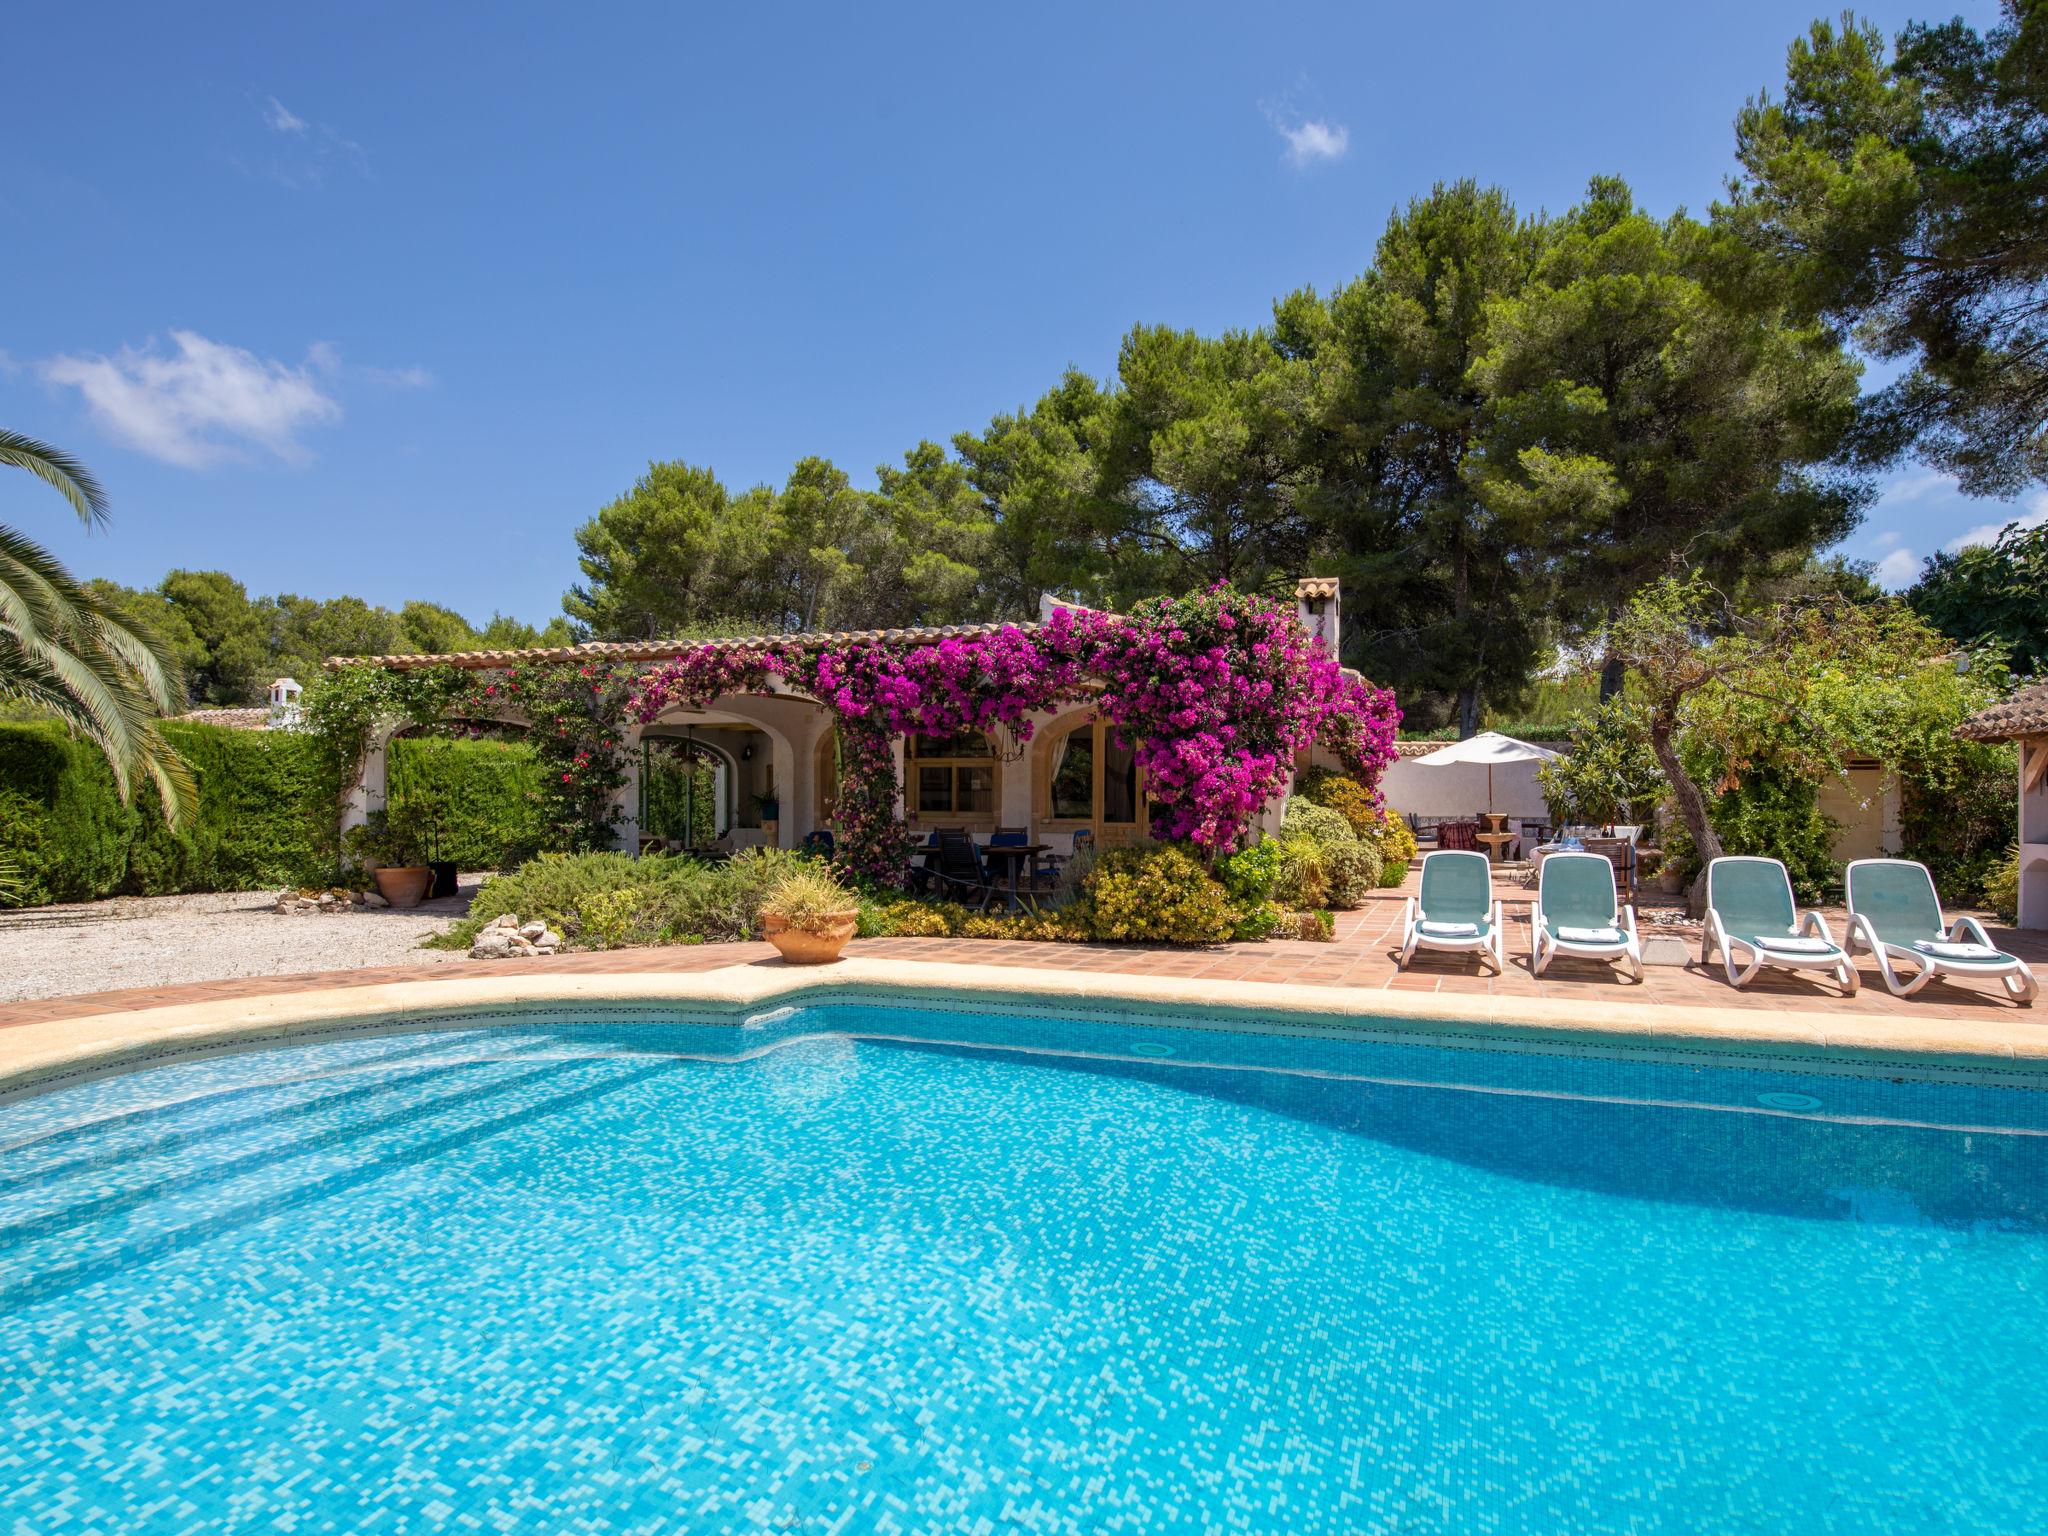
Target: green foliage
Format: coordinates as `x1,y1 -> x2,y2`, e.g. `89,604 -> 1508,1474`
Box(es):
857,895 -> 967,938
1295,767 -> 1412,885
81,568 -> 566,708
1081,844 -> 1236,945
1215,839 -> 1286,939
564,462 -> 783,640
342,809 -> 431,870
1727,3 -> 2048,493
0,723 -> 138,904
130,721 -> 330,894
387,735 -> 544,870
1296,767 -> 1377,838
760,864 -> 858,931
1540,700 -> 1667,826
0,719 -> 330,904
1694,764 -> 1841,904
640,750 -> 717,846
1292,179 -> 1550,728
1983,845 -> 2021,924
1273,797 -> 1381,909
434,847 -> 810,951
1467,178 -> 1865,659
1898,740 -> 2018,902
1908,520 -> 2048,676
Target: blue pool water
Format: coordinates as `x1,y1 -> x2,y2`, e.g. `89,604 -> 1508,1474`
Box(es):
3,998 -> 2047,1534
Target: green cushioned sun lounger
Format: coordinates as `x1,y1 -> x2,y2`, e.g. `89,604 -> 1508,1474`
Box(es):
1701,856 -> 1857,994
1532,851 -> 1641,980
1398,850 -> 1504,972
1845,857 -> 2036,1003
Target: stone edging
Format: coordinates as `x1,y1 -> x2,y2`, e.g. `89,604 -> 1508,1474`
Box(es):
3,957 -> 2046,1105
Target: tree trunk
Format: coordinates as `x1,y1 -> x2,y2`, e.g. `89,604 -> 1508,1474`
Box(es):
1598,649 -> 1626,703
1648,703 -> 1722,916
1456,685 -> 1481,738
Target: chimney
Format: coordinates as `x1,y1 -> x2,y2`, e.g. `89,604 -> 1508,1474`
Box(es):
1295,577 -> 1340,657
268,676 -> 303,729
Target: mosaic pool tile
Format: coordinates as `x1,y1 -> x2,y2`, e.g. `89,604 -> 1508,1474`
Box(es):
2,1001 -> 2045,1532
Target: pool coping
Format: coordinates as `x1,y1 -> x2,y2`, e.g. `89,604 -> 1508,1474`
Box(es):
3,956 -> 2047,1104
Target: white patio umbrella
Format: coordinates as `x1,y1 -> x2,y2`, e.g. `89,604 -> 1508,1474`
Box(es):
1410,730 -> 1560,814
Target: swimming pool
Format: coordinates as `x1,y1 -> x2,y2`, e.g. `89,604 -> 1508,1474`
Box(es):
3,995 -> 2044,1533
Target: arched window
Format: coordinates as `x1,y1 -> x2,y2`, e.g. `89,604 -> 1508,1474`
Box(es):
906,729 -> 998,825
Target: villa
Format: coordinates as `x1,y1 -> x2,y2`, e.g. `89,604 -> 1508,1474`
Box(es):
335,576 -> 1365,863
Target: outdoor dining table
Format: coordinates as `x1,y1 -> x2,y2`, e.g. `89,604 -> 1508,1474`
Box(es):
979,842 -> 1050,912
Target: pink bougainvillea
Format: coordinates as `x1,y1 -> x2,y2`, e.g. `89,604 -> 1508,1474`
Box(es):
628,587 -> 1400,885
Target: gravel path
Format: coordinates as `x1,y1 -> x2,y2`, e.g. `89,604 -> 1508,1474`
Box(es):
0,882 -> 481,1003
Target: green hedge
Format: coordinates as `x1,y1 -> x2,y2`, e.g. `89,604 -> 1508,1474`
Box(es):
0,720 -> 331,905
0,724 -> 136,904
386,735 -> 545,871
0,721 -> 549,907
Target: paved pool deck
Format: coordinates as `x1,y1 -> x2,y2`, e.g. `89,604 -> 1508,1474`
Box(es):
0,872 -> 2041,1102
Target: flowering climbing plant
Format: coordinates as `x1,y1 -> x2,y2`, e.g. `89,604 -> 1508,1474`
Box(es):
629,587 -> 1400,885
464,662 -> 637,853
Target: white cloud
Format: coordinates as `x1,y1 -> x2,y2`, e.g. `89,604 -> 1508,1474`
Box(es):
1870,528 -> 1902,550
1274,116 -> 1348,166
1945,491 -> 2048,552
263,96 -> 308,135
1874,548 -> 1922,588
41,331 -> 343,468
238,96 -> 369,186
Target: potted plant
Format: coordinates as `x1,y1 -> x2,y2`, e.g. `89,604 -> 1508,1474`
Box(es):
758,865 -> 860,964
344,809 -> 434,909
754,790 -> 781,826
406,786 -> 460,899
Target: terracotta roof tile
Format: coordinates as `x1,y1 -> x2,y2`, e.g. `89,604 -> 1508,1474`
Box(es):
323,620 -> 1043,673
173,706 -> 271,730
1956,682 -> 2048,742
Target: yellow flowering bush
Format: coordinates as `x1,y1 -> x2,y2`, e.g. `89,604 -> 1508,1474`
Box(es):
1082,844 -> 1235,945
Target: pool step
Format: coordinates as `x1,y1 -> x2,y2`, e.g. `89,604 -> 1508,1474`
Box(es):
0,1052 -> 678,1312
0,1038 -> 568,1221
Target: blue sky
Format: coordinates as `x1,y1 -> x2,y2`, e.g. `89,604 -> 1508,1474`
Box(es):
1,0 -> 2019,628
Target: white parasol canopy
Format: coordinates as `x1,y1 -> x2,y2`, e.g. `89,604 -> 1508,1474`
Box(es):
1410,731 -> 1560,814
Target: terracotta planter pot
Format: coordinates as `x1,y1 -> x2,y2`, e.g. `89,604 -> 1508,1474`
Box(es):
371,865 -> 434,909
762,910 -> 858,964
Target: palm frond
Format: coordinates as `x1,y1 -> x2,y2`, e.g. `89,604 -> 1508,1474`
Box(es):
0,428 -> 111,528
0,527 -> 194,827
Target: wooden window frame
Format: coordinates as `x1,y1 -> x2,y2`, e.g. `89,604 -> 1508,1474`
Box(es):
905,730 -> 1000,828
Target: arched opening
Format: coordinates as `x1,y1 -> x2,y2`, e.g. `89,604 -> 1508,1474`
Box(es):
380,716 -> 540,872
639,734 -> 732,851
638,704 -> 797,852
1033,709 -> 1145,848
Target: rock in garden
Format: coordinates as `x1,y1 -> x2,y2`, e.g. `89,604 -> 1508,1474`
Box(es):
470,929 -> 519,959
518,920 -> 548,942
363,891 -> 389,908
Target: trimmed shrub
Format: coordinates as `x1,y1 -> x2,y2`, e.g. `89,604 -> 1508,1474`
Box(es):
0,723 -> 134,905
1281,798 -> 1355,847
1297,767 -> 1378,839
1082,844 -> 1235,945
129,721 -> 332,895
1274,797 -> 1380,909
386,735 -> 546,871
